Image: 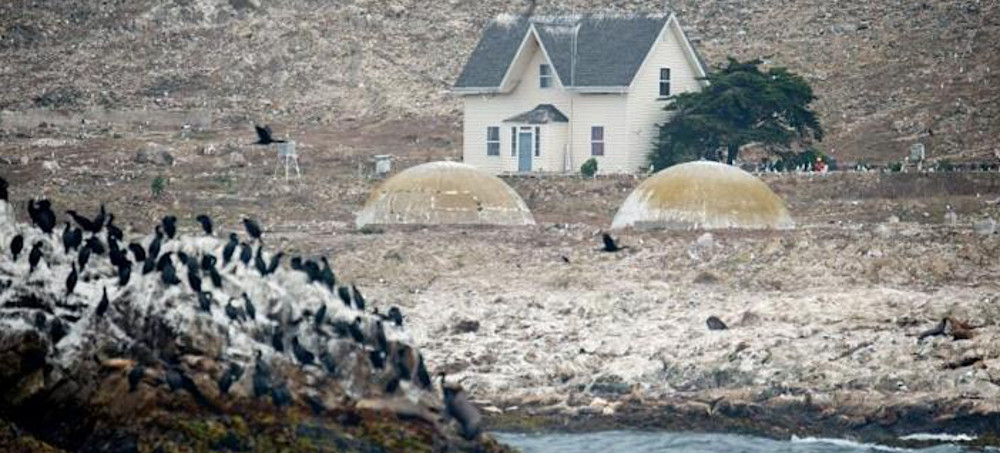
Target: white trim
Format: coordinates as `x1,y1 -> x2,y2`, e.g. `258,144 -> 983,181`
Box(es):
566,86 -> 629,94
527,25 -> 567,87
452,87 -> 501,95
669,14 -> 709,81
627,14 -> 708,91
495,29 -> 536,92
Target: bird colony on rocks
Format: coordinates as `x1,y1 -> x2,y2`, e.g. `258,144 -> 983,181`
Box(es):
0,176 -> 486,447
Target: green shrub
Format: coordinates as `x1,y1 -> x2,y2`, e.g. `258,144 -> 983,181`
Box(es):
888,161 -> 903,172
580,158 -> 598,177
936,159 -> 954,172
151,176 -> 168,198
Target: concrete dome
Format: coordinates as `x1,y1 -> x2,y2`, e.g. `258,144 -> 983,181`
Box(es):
611,161 -> 794,230
356,161 -> 535,228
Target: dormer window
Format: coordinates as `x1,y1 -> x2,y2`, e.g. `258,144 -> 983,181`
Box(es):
659,68 -> 671,97
539,64 -> 553,88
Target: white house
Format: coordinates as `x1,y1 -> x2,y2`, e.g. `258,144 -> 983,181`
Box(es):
454,13 -> 709,174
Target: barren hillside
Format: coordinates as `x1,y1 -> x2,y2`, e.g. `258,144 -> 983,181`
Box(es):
1,0 -> 998,163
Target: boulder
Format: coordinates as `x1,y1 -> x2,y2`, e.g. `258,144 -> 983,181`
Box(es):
134,142 -> 174,166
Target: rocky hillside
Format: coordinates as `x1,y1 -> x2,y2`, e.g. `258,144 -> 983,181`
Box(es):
0,0 -> 997,163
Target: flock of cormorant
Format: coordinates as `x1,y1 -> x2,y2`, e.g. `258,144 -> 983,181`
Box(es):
0,176 -> 482,440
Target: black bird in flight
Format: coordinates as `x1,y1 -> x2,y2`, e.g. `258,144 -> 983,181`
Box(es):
601,233 -> 625,253
254,125 -> 286,145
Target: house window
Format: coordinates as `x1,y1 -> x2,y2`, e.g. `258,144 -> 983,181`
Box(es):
659,68 -> 671,97
591,126 -> 605,156
534,127 -> 541,157
486,126 -> 500,156
539,64 -> 553,88
510,127 -> 517,156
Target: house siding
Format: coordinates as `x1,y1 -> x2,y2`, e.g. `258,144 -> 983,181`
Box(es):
568,93 -> 629,173
625,20 -> 704,172
462,37 -> 571,173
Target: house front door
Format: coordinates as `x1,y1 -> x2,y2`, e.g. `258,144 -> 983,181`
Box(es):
518,130 -> 532,172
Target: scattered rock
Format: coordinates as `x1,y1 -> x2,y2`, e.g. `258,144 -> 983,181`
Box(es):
226,151 -> 248,168
693,270 -> 721,284
706,316 -> 728,331
41,160 -> 60,172
973,218 -> 997,235
134,142 -> 174,166
452,319 -> 480,334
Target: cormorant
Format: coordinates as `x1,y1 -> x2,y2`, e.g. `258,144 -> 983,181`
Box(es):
187,264 -> 202,293
348,317 -> 365,344
416,355 -> 431,390
222,233 -> 238,265
200,254 -> 216,271
62,222 -> 82,253
197,291 -> 213,312
602,233 -> 624,252
96,287 -> 110,317
337,286 -> 352,308
439,372 -> 482,440
319,257 -> 336,289
93,204 -> 106,232
147,227 -> 163,262
195,214 -> 213,235
160,259 -> 181,286
254,246 -> 267,275
165,368 -> 183,391
77,243 -> 91,270
314,304 -> 327,326
351,284 -> 365,311
387,306 -> 404,327
66,210 -> 98,233
50,318 -> 68,344
242,217 -> 262,241
319,351 -> 337,376
141,254 -> 156,275
271,328 -> 284,352
106,214 -> 123,242
242,293 -> 255,320
253,351 -> 272,398
291,337 -> 315,366
218,363 -> 244,395
254,124 -> 286,145
385,376 -> 400,394
117,258 -> 132,286
224,299 -> 244,322
28,199 -> 56,234
265,252 -> 283,275
161,215 -> 177,239
84,235 -> 105,255
271,383 -> 292,407
239,243 -> 252,265
9,234 -> 23,261
369,350 -> 385,369
207,266 -> 223,288
67,262 -> 81,293
28,241 -> 43,274
290,256 -> 303,271
373,320 -> 387,353
128,364 -> 144,392
0,176 -> 6,201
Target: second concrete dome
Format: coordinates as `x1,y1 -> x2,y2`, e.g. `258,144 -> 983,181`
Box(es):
611,161 -> 794,230
356,161 -> 535,228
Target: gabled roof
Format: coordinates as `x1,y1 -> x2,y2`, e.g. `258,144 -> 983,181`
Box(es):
503,104 -> 569,124
454,13 -> 706,93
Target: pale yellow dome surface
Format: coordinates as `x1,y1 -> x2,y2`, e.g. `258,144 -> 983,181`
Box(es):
611,161 -> 794,230
356,161 -> 535,228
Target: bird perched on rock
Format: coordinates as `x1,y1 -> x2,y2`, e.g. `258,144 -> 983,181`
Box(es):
338,286 -> 352,308
352,285 -> 366,311
242,293 -> 256,320
291,336 -> 315,366
387,306 -> 404,327
96,287 -> 110,317
706,316 -> 728,331
28,199 -> 56,234
218,363 -> 244,395
65,263 -> 78,295
0,176 -> 7,201
28,241 -> 43,274
197,291 -> 213,313
243,218 -> 263,242
222,233 -> 238,265
195,214 -> 213,235
106,214 -> 123,242
9,234 -> 23,262
239,243 -> 253,266
161,216 -> 177,240
439,372 -> 482,440
128,364 -> 145,392
62,222 -> 82,254
66,210 -> 98,233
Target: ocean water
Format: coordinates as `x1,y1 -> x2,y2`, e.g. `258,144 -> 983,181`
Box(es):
495,431 -> 982,453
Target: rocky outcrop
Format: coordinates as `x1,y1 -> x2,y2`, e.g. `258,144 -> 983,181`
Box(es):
0,198 -> 511,453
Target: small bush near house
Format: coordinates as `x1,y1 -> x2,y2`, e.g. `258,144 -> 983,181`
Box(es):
888,161 -> 903,172
151,175 -> 168,198
581,158 -> 598,177
936,159 -> 954,172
